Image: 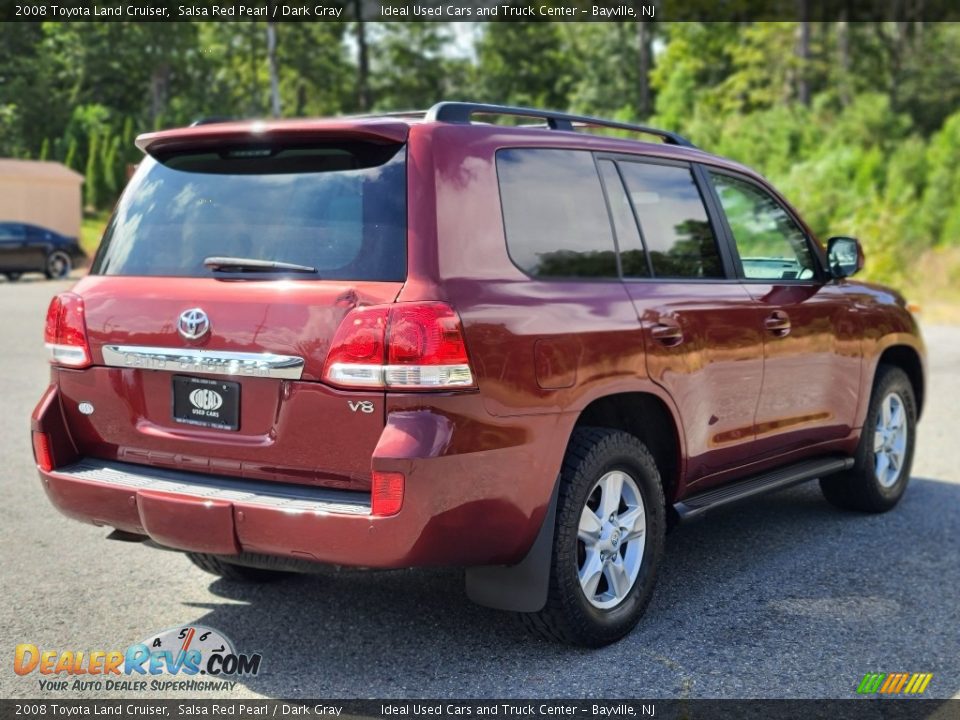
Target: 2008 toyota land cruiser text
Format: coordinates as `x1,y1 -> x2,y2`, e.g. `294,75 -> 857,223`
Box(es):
31,103 -> 925,647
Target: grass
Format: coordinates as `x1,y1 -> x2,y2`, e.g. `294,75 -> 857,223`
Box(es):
80,211 -> 110,256
898,247 -> 960,325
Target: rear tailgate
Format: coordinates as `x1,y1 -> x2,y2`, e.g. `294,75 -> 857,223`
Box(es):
60,130 -> 408,491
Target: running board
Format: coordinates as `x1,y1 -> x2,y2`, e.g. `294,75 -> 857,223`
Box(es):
674,456 -> 854,521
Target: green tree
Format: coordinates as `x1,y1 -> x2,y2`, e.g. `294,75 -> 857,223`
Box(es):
371,23 -> 466,111
84,132 -> 101,210
275,23 -> 353,116
63,137 -> 79,172
919,112 -> 960,247
474,20 -> 573,109
707,23 -> 826,115
102,134 -> 121,201
566,23 -> 645,119
651,23 -> 740,131
0,23 -> 57,155
896,25 -> 960,134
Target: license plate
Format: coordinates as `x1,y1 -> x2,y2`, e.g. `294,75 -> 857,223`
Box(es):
172,375 -> 240,431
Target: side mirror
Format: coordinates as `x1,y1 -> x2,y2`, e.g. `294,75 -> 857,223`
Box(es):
827,236 -> 865,278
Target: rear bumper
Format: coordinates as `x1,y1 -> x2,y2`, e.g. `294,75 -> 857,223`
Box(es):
33,384 -> 571,568
40,459 -> 389,564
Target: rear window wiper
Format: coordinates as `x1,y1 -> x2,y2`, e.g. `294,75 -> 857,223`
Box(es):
203,256 -> 317,274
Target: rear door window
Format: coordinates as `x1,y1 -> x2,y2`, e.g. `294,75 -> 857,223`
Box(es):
616,161 -> 724,279
92,142 -> 406,281
497,148 -> 618,279
597,160 -> 650,278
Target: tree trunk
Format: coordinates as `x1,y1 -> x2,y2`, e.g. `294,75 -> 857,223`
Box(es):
837,16 -> 851,106
149,62 -> 170,128
795,2 -> 811,106
296,82 -> 307,117
266,19 -> 282,117
248,23 -> 261,115
637,21 -> 652,119
889,21 -> 910,109
354,0 -> 371,111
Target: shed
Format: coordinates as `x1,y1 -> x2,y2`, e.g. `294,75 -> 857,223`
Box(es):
0,159 -> 84,239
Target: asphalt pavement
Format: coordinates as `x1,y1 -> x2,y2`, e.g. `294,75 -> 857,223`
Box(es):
1,277 -> 958,700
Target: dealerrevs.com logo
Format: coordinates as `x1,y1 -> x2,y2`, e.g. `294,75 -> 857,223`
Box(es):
14,625 -> 262,692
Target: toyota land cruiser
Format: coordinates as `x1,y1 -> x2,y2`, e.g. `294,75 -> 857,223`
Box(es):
31,102 -> 925,646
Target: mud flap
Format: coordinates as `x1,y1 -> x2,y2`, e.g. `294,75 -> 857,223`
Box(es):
464,476 -> 559,613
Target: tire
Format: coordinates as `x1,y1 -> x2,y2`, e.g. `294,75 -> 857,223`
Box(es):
520,427 -> 666,647
187,552 -> 291,583
4,273 -> 21,282
45,250 -> 72,280
820,365 -> 917,513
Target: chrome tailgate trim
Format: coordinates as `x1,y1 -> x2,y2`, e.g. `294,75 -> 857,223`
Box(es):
101,345 -> 305,380
56,459 -> 370,516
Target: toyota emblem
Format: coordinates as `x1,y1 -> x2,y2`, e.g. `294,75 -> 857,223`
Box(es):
177,308 -> 210,341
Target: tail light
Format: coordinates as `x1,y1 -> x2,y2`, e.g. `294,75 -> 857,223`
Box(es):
32,432 -> 53,472
323,302 -> 475,390
371,471 -> 404,516
44,293 -> 91,368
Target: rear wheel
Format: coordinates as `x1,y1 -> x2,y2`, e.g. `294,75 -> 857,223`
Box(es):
520,427 -> 665,647
820,365 -> 917,513
4,273 -> 21,282
45,250 -> 71,280
187,552 -> 291,583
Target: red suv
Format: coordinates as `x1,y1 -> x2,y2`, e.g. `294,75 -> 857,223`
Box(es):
32,103 -> 925,646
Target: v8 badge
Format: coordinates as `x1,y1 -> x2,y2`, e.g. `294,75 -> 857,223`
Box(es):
348,400 -> 375,414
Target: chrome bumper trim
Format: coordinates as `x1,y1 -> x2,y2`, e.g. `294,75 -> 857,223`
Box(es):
101,345 -> 305,380
56,459 -> 371,516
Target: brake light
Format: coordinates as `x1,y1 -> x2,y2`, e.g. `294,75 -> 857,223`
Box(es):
322,306 -> 389,388
324,303 -> 475,390
32,431 -> 53,472
44,293 -> 91,368
371,471 -> 404,516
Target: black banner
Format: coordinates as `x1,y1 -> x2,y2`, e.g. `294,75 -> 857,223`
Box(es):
2,0 -> 959,22
1,700 -> 958,720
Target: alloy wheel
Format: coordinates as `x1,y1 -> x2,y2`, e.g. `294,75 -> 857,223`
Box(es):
873,392 -> 908,488
577,470 -> 646,610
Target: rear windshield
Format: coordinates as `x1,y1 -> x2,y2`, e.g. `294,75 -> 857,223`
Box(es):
91,142 -> 406,281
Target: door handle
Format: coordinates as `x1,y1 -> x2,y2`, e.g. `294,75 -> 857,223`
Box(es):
651,321 -> 684,347
764,311 -> 791,337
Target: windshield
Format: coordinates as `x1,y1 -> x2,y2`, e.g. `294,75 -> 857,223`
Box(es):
91,142 -> 406,281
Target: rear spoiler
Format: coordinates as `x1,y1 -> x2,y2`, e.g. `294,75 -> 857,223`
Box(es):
135,119 -> 410,157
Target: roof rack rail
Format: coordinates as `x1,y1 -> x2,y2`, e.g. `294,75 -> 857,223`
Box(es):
343,109 -> 433,121
423,102 -> 696,148
374,110 -> 432,119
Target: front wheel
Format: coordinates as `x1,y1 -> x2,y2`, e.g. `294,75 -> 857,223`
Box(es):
820,365 -> 917,513
45,250 -> 72,280
520,428 -> 665,647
